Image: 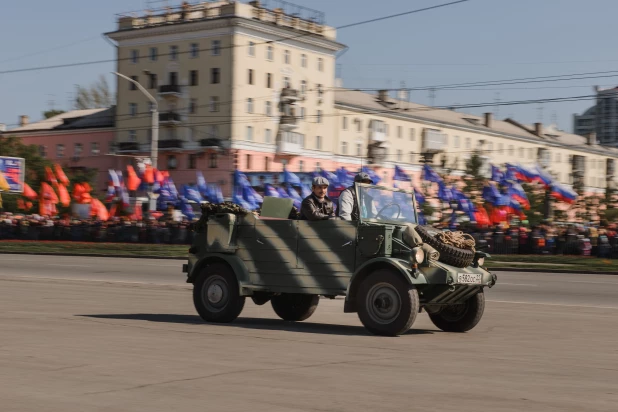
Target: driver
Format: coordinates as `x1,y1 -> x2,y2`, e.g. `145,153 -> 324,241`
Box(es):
337,172 -> 376,221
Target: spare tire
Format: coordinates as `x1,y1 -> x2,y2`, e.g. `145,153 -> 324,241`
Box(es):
414,225 -> 475,268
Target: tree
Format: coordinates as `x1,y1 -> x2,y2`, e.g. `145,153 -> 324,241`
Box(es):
462,149 -> 486,197
75,75 -> 113,109
43,110 -> 65,119
0,135 -> 52,212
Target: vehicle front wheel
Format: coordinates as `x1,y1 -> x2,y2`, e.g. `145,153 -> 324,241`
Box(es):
193,263 -> 245,323
357,269 -> 419,336
271,294 -> 319,321
428,291 -> 485,332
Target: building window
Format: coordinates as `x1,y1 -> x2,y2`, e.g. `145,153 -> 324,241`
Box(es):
248,41 -> 255,57
301,80 -> 307,94
169,71 -> 178,86
410,129 -> 415,141
397,126 -> 402,139
528,148 -> 533,159
129,103 -> 137,116
168,155 -> 177,170
465,138 -> 471,149
301,54 -> 307,68
397,150 -> 402,161
488,142 -> 493,151
56,144 -> 64,158
248,69 -> 254,85
189,98 -> 197,114
498,143 -> 504,153
518,147 -> 524,157
356,143 -> 362,156
556,153 -> 561,163
188,154 -> 197,170
170,45 -> 178,60
74,143 -> 83,157
209,153 -> 218,168
317,110 -> 322,123
342,142 -> 348,155
209,125 -> 219,138
283,76 -> 291,88
131,49 -> 139,63
356,119 -> 362,132
91,142 -> 99,155
299,160 -> 304,172
265,101 -> 272,117
246,126 -> 253,141
150,47 -> 157,61
190,43 -> 199,58
454,136 -> 460,148
129,76 -> 138,90
266,73 -> 272,88
246,154 -> 252,170
211,68 -> 220,84
265,129 -> 272,143
316,136 -> 322,150
300,107 -> 305,119
267,45 -> 273,61
409,152 -> 415,164
284,50 -> 290,64
148,73 -> 157,89
189,70 -> 199,86
343,117 -> 348,130
318,58 -> 324,72
247,98 -> 254,113
508,145 -> 514,155
211,40 -> 221,56
210,96 -> 219,112
265,157 -> 271,171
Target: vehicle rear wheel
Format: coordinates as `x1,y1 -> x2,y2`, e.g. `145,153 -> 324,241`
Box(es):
428,291 -> 485,332
271,294 -> 319,321
193,263 -> 245,323
357,269 -> 419,336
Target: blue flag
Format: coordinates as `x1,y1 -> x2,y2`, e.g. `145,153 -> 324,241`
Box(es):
283,169 -> 301,185
264,183 -> 280,198
421,164 -> 443,183
301,184 -> 312,198
394,165 -> 410,181
179,197 -> 195,220
287,185 -> 302,209
196,171 -> 208,196
413,187 -> 425,205
361,167 -> 382,184
182,184 -> 203,203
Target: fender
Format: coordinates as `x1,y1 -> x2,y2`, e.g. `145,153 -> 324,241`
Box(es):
344,257 -> 428,313
188,253 -> 252,294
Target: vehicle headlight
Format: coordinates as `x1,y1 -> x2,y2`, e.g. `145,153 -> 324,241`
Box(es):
476,257 -> 485,267
411,247 -> 425,264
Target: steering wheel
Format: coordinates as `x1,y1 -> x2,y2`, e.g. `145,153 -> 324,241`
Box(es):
376,203 -> 401,220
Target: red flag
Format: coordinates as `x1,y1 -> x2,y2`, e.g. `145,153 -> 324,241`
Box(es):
57,184 -> 71,207
126,165 -> 141,191
45,166 -> 57,185
54,163 -> 69,185
72,183 -> 85,201
143,165 -> 154,184
25,201 -> 32,210
91,199 -> 109,221
40,182 -> 59,204
17,199 -> 25,210
23,183 -> 38,200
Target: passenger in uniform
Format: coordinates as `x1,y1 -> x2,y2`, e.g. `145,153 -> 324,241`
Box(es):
300,176 -> 336,221
337,172 -> 375,221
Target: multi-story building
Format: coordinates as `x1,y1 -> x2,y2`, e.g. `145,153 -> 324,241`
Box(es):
2,108 -> 116,192
573,86 -> 618,147
105,0 -> 345,192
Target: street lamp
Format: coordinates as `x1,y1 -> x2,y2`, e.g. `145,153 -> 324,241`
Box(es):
111,71 -> 159,169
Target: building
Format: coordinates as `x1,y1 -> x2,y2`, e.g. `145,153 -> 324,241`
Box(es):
2,108 -> 117,191
104,0 -> 345,193
573,86 -> 618,147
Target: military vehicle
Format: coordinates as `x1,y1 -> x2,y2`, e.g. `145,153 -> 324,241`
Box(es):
182,183 -> 497,336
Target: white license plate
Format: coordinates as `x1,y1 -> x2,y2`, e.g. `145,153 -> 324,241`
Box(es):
457,273 -> 482,284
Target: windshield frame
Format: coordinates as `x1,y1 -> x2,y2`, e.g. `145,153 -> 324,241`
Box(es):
354,182 -> 418,225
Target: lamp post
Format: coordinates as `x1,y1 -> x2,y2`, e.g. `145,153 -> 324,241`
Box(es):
111,71 -> 158,169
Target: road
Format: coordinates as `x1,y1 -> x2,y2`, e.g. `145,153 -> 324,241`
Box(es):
1,254 -> 617,412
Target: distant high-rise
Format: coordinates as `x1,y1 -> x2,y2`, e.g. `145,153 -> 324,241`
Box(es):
573,86 -> 618,146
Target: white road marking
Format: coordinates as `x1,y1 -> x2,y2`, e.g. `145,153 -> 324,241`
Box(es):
488,300 -> 618,310
48,264 -> 91,268
497,283 -> 538,287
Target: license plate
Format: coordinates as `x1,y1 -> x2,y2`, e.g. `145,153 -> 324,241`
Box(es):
457,273 -> 482,284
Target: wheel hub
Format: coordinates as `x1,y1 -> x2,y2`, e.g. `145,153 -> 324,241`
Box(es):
208,284 -> 224,304
366,283 -> 401,325
202,275 -> 229,312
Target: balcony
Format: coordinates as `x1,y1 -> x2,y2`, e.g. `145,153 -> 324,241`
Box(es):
158,139 -> 183,149
280,87 -> 301,103
422,128 -> 447,153
279,115 -> 298,132
158,85 -> 182,97
117,142 -> 141,152
277,141 -> 303,156
200,138 -> 223,148
159,112 -> 182,125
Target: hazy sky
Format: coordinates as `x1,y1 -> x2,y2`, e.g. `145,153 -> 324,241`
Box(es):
1,0 -> 616,132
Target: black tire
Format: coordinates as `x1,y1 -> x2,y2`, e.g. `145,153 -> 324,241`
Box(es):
271,294 -> 319,321
357,269 -> 419,336
414,225 -> 475,268
193,263 -> 245,323
428,291 -> 485,332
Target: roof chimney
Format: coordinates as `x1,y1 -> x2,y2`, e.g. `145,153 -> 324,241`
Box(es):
484,112 -> 492,128
534,122 -> 543,137
587,131 -> 597,145
19,115 -> 29,127
377,90 -> 389,102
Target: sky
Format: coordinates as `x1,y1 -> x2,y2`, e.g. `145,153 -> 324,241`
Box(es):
1,0 -> 617,132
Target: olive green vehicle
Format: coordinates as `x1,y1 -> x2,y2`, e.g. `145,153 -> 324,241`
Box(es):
182,183 -> 497,336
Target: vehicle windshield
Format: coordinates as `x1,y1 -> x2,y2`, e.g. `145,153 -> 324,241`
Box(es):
356,183 -> 418,225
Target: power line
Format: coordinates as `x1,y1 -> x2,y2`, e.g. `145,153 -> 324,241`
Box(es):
0,1 -> 469,76
0,35 -> 101,65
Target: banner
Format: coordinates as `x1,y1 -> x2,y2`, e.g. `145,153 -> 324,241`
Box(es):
0,156 -> 25,194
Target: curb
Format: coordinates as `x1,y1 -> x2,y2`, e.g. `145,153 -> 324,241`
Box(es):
488,267 -> 618,275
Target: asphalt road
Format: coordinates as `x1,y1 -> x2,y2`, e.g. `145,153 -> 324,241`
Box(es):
1,254 -> 617,411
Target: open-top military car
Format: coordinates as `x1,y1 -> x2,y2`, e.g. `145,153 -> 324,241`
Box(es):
183,183 -> 497,336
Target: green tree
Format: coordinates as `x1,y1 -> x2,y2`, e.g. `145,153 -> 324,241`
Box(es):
43,110 -> 65,119
0,135 -> 51,212
463,149 -> 486,196
75,75 -> 113,109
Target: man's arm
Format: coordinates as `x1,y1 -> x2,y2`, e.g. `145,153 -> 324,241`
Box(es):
338,190 -> 354,221
300,197 -> 330,221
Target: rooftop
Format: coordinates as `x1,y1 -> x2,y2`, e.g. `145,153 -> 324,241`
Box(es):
6,107 -> 115,133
